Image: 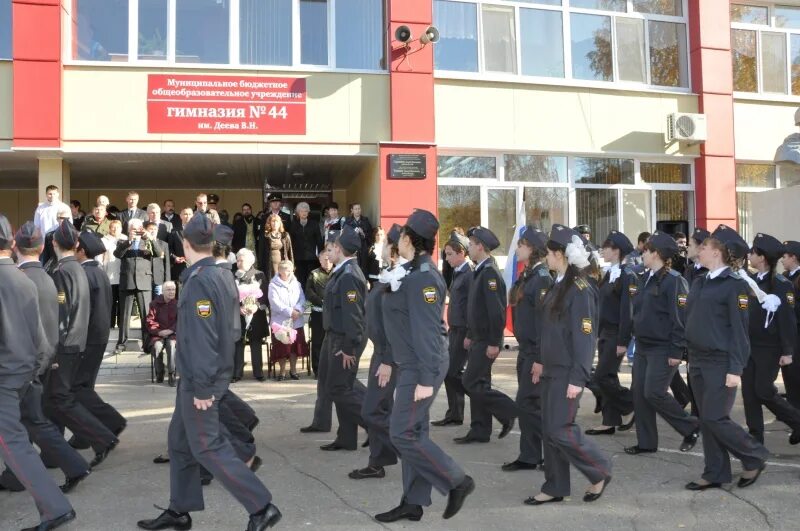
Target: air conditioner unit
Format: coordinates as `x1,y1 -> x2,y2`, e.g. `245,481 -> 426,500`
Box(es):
666,113 -> 707,144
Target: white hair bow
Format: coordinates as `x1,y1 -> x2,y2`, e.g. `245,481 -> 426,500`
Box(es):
565,235 -> 591,269
379,257 -> 409,292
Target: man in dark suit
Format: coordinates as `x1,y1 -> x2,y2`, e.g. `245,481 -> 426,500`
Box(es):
232,202 -> 261,254
343,203 -> 374,278
169,207 -> 193,283
265,192 -> 291,228
114,219 -> 153,353
290,201 -> 323,289
161,199 -> 182,231
146,203 -> 173,242
146,221 -> 171,297
117,191 -> 147,233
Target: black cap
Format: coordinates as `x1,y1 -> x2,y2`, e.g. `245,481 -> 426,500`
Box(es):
573,224 -> 591,235
405,209 -> 439,241
386,223 -> 402,245
0,214 -> 13,250
214,224 -> 234,247
549,224 -> 582,248
520,225 -> 547,253
14,221 -> 43,249
647,231 -> 679,257
784,240 -> 800,257
603,230 -> 634,256
326,230 -> 340,245
337,225 -> 361,254
446,231 -> 469,251
53,220 -> 79,250
208,193 -> 220,203
266,193 -> 283,203
691,227 -> 710,244
710,224 -> 749,259
78,230 -> 105,258
183,212 -> 215,246
467,226 -> 500,252
751,232 -> 784,260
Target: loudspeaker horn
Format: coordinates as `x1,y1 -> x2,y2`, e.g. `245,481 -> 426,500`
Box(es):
420,26 -> 440,45
395,25 -> 413,44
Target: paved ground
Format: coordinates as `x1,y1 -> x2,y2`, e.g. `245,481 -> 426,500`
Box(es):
3,338 -> 800,531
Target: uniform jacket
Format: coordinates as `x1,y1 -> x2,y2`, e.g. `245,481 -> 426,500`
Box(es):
168,229 -> 186,281
115,238 -> 153,291
343,216 -> 374,250
151,238 -> 171,286
685,268 -> 751,375
289,217 -> 323,262
598,265 -> 637,346
82,259 -> 113,346
466,257 -> 507,347
684,261 -> 709,290
446,261 -> 473,328
268,273 -> 306,329
540,275 -> 597,387
232,215 -> 262,253
0,257 -> 48,387
747,272 -> 797,356
19,261 -> 59,376
631,268 -> 688,359
305,266 -> 332,311
322,257 -> 367,352
366,281 -> 393,365
511,262 -> 553,362
52,256 -> 91,354
788,269 -> 800,354
381,255 -> 447,386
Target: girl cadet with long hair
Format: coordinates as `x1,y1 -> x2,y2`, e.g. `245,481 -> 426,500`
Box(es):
683,225 -> 769,491
525,224 -> 612,506
375,210 -> 474,524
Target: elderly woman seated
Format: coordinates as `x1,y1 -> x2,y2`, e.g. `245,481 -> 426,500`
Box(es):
146,281 -> 178,386
268,260 -> 308,381
234,248 -> 269,382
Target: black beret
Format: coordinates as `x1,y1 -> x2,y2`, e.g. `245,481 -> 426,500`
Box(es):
208,193 -> 220,203
784,240 -> 800,257
386,223 -> 402,245
325,230 -> 340,245
751,232 -> 784,260
337,225 -> 362,254
690,227 -> 710,244
14,221 -> 43,249
0,214 -> 13,250
266,193 -> 283,202
520,225 -> 547,252
78,230 -> 105,258
647,231 -> 679,256
406,209 -> 439,241
573,224 -> 591,235
467,226 -> 500,252
183,212 -> 215,246
214,224 -> 234,246
603,230 -> 634,256
549,224 -> 582,249
53,220 -> 79,250
446,231 -> 469,251
711,224 -> 749,259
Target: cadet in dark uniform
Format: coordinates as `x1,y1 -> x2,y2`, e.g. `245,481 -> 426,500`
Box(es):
455,226 -> 517,444
525,224 -> 611,506
137,214 -> 280,531
586,230 -> 635,436
625,232 -> 700,456
503,226 -> 552,472
0,214 -> 76,531
684,224 -> 769,491
43,221 -> 119,469
375,210 -> 474,523
780,240 -> 800,409
742,233 -> 800,445
349,224 -> 403,480
431,232 -> 472,427
318,225 -> 368,451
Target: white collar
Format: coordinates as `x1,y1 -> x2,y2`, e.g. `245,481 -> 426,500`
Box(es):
476,257 -> 491,270
694,262 -> 703,270
791,266 -> 800,276
555,274 -> 565,283
708,266 -> 729,279
333,257 -> 355,274
455,261 -> 470,272
16,258 -> 39,267
757,271 -> 768,281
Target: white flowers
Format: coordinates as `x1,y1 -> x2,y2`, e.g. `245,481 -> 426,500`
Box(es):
565,235 -> 591,269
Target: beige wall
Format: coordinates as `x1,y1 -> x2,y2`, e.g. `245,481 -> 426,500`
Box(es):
734,100 -> 798,162
751,185 -> 800,242
344,159 -> 381,224
0,189 -> 40,228
0,62 -> 12,149
435,80 -> 700,157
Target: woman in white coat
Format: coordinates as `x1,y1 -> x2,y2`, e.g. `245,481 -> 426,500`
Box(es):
268,260 -> 308,380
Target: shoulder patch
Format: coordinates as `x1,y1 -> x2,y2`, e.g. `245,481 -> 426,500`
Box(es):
787,292 -> 795,307
57,291 -> 66,304
488,278 -> 498,291
738,294 -> 749,310
344,263 -> 353,274
582,318 -> 593,335
422,286 -> 437,304
536,267 -> 550,277
196,299 -> 212,318
668,269 -> 680,277
677,293 -> 688,308
628,284 -> 638,296
346,290 -> 358,303
420,263 -> 431,272
575,278 -> 588,291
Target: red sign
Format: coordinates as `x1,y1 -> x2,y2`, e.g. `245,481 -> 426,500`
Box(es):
147,75 -> 306,135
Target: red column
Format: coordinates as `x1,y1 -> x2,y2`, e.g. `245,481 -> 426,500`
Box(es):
688,0 -> 737,230
12,0 -> 61,148
380,0 -> 437,228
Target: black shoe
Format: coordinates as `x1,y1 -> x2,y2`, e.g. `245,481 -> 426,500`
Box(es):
320,442 -> 355,451
790,430 -> 800,445
247,503 -> 282,530
453,434 -> 490,444
523,495 -> 563,506
300,425 -> 328,433
60,469 -> 91,493
168,373 -> 176,387
618,416 -> 636,432
22,509 -> 76,531
289,373 -> 300,381
201,476 -> 212,486
349,465 -> 386,479
583,476 -> 611,503
443,475 -> 475,519
499,419 -> 515,439
361,437 -> 370,448
501,460 -> 542,472
137,507 -> 192,530
248,418 -> 260,432
249,456 -> 263,472
114,343 -> 126,353
685,480 -> 722,491
153,454 -> 170,464
680,429 -> 700,452
256,376 -> 266,382
68,435 -> 90,450
624,445 -> 657,455
375,502 -> 423,523
156,373 -> 165,384
431,418 -> 463,427
585,427 -> 615,436
737,462 -> 766,488
276,375 -> 284,382
90,440 -> 118,468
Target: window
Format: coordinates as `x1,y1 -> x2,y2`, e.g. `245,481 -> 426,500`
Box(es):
633,0 -> 682,16
571,0 -> 625,11
301,0 -> 328,65
574,157 -> 634,184
571,13 -> 613,81
139,0 -> 167,61
777,5 -> 800,28
0,0 -> 11,60
434,0 -> 479,72
731,4 -> 769,25
732,29 -> 757,92
656,190 -> 692,222
520,8 -> 564,78
736,192 -> 755,243
762,32 -> 787,93
736,163 -> 776,187
335,0 -> 384,70
622,189 -> 652,239
240,0 -> 292,66
488,188 -> 517,254
74,0 -> 129,61
641,162 -> 691,184
576,189 -> 619,241
524,187 -> 568,233
649,21 -> 688,88
617,18 -> 646,83
505,155 -> 567,183
438,185 -> 481,245
482,5 -> 517,74
176,0 -> 229,64
438,156 -> 496,179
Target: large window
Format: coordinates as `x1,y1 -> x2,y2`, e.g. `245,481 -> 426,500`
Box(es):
438,185 -> 481,245
336,0 -> 384,70
138,0 -> 167,61
74,0 -> 129,61
240,0 -> 293,66
0,0 -> 11,60
301,0 -> 328,65
434,0 -> 689,89
176,0 -> 229,64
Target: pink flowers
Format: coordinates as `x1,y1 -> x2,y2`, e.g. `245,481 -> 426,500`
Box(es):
271,321 -> 297,345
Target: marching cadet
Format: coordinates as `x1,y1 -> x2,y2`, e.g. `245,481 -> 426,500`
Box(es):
454,226 -> 517,444
137,213 -> 280,531
349,224 -> 403,480
375,210 -> 474,523
318,225 -> 369,451
625,232 -> 700,456
502,226 -> 552,472
0,214 -> 77,531
742,233 -> 800,445
431,231 -> 472,427
525,224 -> 611,506
586,231 -> 636,436
684,228 -> 710,288
780,240 -> 800,409
684,224 -> 769,491
43,220 -> 119,469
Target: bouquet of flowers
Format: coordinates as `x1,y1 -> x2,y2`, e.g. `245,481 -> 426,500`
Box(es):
237,280 -> 263,330
271,319 -> 297,345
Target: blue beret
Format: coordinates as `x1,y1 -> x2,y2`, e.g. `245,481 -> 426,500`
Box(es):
548,224 -> 581,249
520,225 -> 547,252
325,230 -> 340,245
784,240 -> 800,257
214,224 -> 234,246
647,231 -> 679,256
184,212 -> 215,246
78,230 -> 105,257
337,225 -> 361,254
386,223 -> 402,245
406,209 -> 439,241
467,226 -> 500,252
446,231 -> 469,251
751,232 -> 784,259
691,227 -> 710,244
14,221 -> 43,249
53,220 -> 79,250
711,224 -> 748,259
603,230 -> 634,256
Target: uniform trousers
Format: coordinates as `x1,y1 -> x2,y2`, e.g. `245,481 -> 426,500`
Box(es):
320,332 -> 367,449
390,358 -> 466,507
781,359 -> 800,410
441,327 -> 468,423
742,345 -> 800,443
461,340 -> 518,440
222,391 -> 259,431
0,381 -> 89,491
631,347 -> 699,450
309,312 -> 325,376
515,354 -> 543,464
361,354 -> 398,468
308,323 -> 333,431
540,369 -> 612,497
168,385 -> 271,515
594,331 -> 634,426
689,361 -> 769,484
0,386 -> 73,521
118,289 -> 152,346
74,344 -> 127,435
